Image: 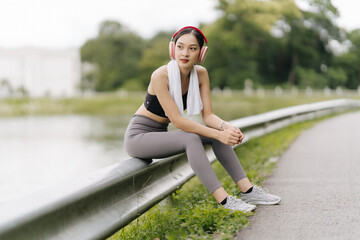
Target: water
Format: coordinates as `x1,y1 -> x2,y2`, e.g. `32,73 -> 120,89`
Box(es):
0,114 -> 132,203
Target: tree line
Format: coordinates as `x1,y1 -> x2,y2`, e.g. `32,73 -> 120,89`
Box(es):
80,0 -> 360,92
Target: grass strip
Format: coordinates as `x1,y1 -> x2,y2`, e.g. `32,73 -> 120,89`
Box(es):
1,92 -> 357,117
0,93 -> 145,117
108,117 -> 325,240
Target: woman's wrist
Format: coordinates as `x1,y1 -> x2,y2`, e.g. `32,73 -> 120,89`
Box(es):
212,127 -> 222,141
219,120 -> 226,131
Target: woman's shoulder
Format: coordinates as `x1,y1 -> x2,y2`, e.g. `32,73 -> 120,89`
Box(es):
150,65 -> 169,91
195,65 -> 209,82
195,64 -> 207,72
151,65 -> 168,80
195,65 -> 208,75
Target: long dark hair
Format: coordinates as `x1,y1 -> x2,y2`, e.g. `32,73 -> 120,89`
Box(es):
173,27 -> 205,49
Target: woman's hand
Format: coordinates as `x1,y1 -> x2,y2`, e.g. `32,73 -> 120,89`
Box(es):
220,122 -> 245,146
218,127 -> 244,146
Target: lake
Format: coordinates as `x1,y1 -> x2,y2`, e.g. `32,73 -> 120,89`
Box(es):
0,114 -> 132,203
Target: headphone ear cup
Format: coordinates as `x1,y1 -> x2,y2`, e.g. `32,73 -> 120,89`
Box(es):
198,46 -> 208,63
169,41 -> 175,60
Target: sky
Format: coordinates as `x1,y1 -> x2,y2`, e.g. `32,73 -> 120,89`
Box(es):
0,0 -> 359,50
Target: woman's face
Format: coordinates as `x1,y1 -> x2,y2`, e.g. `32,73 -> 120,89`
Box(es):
175,33 -> 200,67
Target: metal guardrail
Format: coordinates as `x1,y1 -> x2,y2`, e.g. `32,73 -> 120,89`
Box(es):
0,98 -> 359,240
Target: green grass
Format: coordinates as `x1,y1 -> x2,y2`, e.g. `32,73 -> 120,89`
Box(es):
211,91 -> 360,120
1,90 -> 358,118
108,117 -> 324,240
0,92 -> 145,117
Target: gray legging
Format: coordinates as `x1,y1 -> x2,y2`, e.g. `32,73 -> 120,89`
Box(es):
124,115 -> 247,194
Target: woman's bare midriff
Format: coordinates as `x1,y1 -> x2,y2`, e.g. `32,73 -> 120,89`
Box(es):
134,103 -> 171,124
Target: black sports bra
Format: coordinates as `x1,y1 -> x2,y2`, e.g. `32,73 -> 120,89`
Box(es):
144,92 -> 187,118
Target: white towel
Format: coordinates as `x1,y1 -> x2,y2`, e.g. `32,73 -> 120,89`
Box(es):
167,60 -> 203,116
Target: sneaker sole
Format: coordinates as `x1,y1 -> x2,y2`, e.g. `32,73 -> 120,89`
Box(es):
247,205 -> 257,212
245,199 -> 281,205
221,205 -> 257,213
231,206 -> 256,213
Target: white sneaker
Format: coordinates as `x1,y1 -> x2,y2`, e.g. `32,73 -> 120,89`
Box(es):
220,196 -> 256,212
241,185 -> 281,205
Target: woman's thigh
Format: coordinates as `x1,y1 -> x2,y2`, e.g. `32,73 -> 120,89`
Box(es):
126,130 -> 200,159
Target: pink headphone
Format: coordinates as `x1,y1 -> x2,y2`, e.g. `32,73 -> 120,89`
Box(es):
169,26 -> 208,63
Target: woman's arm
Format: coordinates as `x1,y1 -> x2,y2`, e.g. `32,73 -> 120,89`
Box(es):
198,66 -> 245,144
151,67 -> 241,146
198,66 -> 223,129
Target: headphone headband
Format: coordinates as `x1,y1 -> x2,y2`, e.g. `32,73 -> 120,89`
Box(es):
171,26 -> 208,43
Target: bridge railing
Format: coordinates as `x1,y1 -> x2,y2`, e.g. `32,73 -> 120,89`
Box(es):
0,99 -> 359,240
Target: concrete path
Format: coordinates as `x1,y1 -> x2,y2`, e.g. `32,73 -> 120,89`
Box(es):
234,111 -> 360,240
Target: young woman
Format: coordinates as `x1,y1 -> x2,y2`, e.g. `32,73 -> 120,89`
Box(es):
124,26 -> 281,212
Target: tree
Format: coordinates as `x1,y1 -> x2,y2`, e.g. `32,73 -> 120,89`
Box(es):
79,1 -> 357,91
333,29 -> 360,89
281,0 -> 343,86
81,21 -> 145,91
204,0 -> 301,88
138,31 -> 172,88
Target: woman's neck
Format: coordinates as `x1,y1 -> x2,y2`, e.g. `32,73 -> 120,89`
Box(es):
179,66 -> 192,82
180,69 -> 190,93
180,71 -> 190,84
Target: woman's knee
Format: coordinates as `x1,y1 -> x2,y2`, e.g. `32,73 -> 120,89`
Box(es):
124,139 -> 137,158
181,132 -> 202,146
213,138 -> 230,149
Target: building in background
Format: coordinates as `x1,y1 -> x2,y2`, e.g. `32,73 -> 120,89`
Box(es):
0,47 -> 81,98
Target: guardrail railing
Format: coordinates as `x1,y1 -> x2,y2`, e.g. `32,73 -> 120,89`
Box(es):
0,99 -> 359,240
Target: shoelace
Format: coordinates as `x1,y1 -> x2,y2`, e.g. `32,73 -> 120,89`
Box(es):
228,196 -> 247,206
256,186 -> 270,195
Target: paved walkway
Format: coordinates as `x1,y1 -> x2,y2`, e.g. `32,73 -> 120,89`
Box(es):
234,111 -> 360,240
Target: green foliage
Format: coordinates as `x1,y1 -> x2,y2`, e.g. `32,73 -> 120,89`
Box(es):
332,29 -> 360,89
138,31 -> 172,88
326,67 -> 347,88
278,0 -> 343,85
296,66 -> 327,88
113,199 -> 249,240
203,0 -> 346,89
81,21 -> 145,91
204,0 -> 286,88
120,79 -> 146,91
79,1 -> 360,91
